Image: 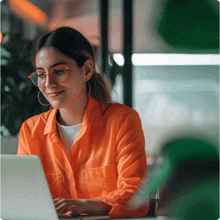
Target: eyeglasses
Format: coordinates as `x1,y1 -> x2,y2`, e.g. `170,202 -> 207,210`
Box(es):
28,65 -> 71,87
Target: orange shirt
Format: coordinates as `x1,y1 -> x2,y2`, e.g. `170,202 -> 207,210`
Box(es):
17,96 -> 149,218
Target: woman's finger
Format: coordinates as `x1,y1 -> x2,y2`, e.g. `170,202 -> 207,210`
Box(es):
54,198 -> 65,207
67,205 -> 82,216
56,202 -> 67,214
65,210 -> 74,216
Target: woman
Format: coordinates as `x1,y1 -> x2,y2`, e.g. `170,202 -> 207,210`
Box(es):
17,27 -> 149,218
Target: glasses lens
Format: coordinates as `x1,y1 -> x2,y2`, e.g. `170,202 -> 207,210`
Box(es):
30,66 -> 67,87
51,67 -> 67,81
32,72 -> 45,86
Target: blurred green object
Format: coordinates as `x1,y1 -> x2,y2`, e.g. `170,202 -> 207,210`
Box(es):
156,0 -> 219,50
1,34 -> 49,136
170,179 -> 218,220
161,135 -> 219,174
160,133 -> 219,220
130,131 -> 219,219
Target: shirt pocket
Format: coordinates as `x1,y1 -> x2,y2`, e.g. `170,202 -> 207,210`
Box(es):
46,173 -> 66,199
84,164 -> 118,197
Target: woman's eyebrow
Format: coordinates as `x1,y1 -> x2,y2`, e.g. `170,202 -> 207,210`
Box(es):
36,62 -> 68,70
50,62 -> 68,68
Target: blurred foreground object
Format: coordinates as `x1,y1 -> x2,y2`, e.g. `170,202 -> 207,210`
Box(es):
128,129 -> 219,219
156,0 -> 219,50
160,131 -> 219,220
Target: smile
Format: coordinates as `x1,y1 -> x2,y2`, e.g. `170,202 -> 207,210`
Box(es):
47,91 -> 64,98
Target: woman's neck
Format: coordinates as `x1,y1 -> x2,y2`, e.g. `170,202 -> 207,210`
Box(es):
58,94 -> 88,126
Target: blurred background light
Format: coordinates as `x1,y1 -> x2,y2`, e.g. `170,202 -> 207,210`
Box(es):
132,54 -> 220,66
0,32 -> 3,43
135,79 -> 219,93
113,53 -> 220,66
9,0 -> 48,29
113,53 -> 124,66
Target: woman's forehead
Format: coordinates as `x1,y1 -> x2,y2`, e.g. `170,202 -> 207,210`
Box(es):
35,46 -> 75,67
36,46 -> 64,59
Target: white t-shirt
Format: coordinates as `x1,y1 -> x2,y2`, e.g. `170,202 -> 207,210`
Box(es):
56,121 -> 82,155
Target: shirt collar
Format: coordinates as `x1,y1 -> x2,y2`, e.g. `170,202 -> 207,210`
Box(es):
43,95 -> 103,135
82,95 -> 103,126
43,108 -> 58,136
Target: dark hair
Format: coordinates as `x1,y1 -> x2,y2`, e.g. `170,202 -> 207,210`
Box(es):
32,27 -> 112,103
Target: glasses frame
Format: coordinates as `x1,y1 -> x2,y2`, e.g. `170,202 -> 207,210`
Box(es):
28,65 -> 70,87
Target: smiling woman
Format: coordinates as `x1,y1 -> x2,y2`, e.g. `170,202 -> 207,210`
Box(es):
16,27 -> 149,218
34,46 -> 91,112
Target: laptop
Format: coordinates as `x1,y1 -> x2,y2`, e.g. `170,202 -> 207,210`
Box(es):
1,155 -> 109,220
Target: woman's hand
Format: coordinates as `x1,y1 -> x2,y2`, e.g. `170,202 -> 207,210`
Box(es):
53,198 -> 112,216
54,198 -> 88,216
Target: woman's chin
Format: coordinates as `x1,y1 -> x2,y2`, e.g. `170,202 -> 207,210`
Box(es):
50,100 -> 66,109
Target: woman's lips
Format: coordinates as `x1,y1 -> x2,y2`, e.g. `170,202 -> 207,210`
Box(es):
47,90 -> 64,98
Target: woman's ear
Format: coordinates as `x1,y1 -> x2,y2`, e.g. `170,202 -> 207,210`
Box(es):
82,59 -> 94,81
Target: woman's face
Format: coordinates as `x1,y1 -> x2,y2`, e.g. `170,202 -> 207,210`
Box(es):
35,46 -> 92,109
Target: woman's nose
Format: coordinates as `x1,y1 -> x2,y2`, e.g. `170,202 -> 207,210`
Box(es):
45,75 -> 57,87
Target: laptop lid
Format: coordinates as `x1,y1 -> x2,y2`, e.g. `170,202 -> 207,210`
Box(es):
1,155 -> 59,220
1,155 -> 109,220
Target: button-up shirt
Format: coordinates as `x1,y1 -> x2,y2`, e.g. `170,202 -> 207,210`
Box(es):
17,95 -> 149,218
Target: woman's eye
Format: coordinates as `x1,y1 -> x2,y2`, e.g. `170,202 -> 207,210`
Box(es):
37,73 -> 45,78
53,68 -> 65,75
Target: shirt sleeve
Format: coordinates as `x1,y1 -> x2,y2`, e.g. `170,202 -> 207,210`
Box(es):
17,122 -> 32,155
98,109 -> 149,218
